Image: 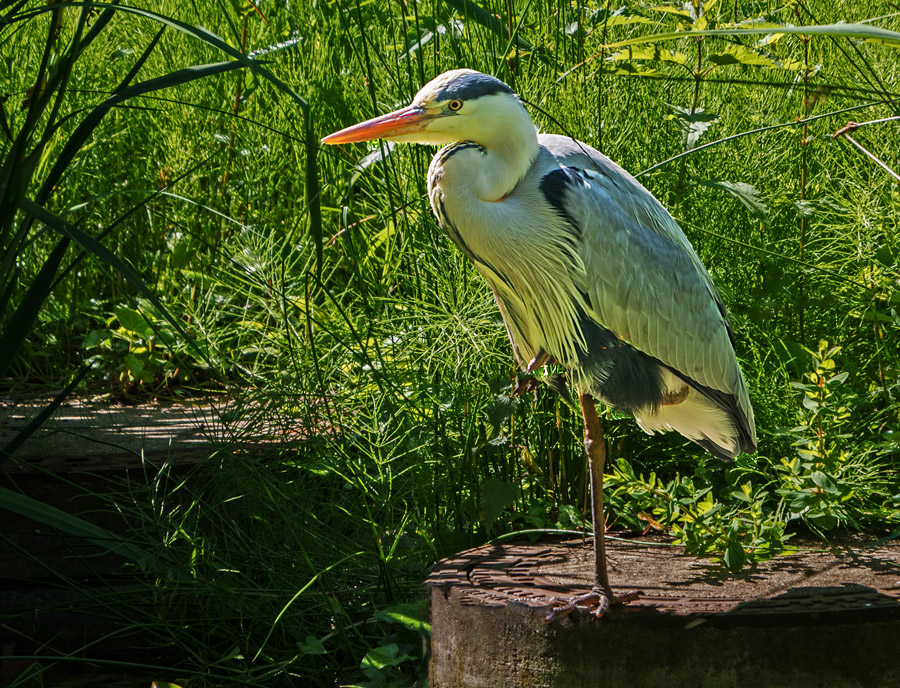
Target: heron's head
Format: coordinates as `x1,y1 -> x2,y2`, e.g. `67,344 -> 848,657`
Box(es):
322,70 -> 532,148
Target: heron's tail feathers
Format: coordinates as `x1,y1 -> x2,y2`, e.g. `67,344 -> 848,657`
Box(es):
634,369 -> 756,460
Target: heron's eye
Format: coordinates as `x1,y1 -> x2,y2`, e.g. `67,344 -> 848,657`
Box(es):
448,99 -> 463,112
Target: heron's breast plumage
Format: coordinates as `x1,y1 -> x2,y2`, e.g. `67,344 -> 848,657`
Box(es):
428,143 -> 592,369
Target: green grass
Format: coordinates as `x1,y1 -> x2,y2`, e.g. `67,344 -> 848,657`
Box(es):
1,0 -> 899,685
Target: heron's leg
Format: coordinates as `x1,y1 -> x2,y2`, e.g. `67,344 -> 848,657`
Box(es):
543,393 -> 640,622
581,393 -> 612,602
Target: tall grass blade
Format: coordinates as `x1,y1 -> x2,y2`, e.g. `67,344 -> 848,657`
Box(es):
442,0 -> 541,56
306,113 -> 323,278
0,486 -> 162,571
10,4 -> 311,107
252,551 -> 364,661
0,237 -> 69,379
603,23 -> 900,50
558,22 -> 900,81
3,59 -> 248,380
78,4 -> 117,46
102,4 -> 309,107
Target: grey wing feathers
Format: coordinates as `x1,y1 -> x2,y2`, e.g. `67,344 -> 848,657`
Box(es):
537,134 -> 751,418
539,135 -> 704,258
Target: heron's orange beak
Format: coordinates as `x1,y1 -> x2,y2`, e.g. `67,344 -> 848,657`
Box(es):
322,105 -> 429,144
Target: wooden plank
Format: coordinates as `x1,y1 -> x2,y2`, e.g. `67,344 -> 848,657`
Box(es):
0,397 -> 279,473
0,397 -> 261,580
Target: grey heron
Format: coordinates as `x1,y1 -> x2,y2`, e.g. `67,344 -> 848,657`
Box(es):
324,69 -> 756,618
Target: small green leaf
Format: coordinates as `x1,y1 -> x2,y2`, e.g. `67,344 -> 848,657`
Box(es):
481,478 -> 518,525
790,492 -> 816,510
801,396 -> 820,411
707,52 -> 741,66
667,105 -> 718,149
124,353 -> 145,379
485,394 -> 519,434
648,4 -> 692,18
826,372 -> 849,386
699,179 -> 770,225
806,510 -> 837,529
297,635 -> 328,655
855,310 -> 896,323
793,199 -> 817,218
83,329 -> 107,349
811,470 -> 840,495
731,489 -> 752,503
707,43 -> 801,70
590,7 -> 653,28
609,45 -> 689,65
361,643 -> 414,671
876,245 -> 895,266
556,503 -> 584,530
374,602 -> 430,634
723,540 -> 746,572
223,646 -> 244,660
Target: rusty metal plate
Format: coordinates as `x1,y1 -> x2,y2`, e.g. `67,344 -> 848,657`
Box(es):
426,536 -> 900,625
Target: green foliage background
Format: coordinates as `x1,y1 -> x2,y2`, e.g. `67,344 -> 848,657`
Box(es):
1,0 -> 899,685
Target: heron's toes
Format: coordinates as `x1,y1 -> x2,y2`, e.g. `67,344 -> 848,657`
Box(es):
512,375 -> 540,396
542,588 -> 642,623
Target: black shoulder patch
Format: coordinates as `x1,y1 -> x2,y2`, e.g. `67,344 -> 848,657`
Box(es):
539,168 -> 580,234
434,73 -> 513,102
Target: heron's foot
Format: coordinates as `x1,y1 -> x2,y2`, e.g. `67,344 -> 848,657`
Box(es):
512,375 -> 540,396
513,350 -> 559,396
543,588 -> 642,623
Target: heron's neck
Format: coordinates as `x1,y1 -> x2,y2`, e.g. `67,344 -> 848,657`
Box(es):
433,121 -> 539,202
